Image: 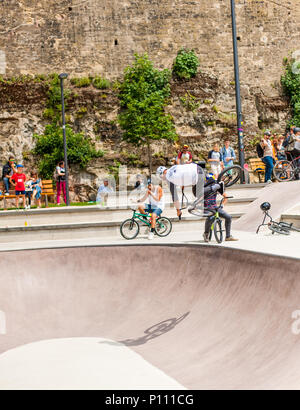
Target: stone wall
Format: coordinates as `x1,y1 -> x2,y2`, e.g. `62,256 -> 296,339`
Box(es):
0,0 -> 298,199
0,0 -> 299,94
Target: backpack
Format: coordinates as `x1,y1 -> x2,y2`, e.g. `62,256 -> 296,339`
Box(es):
256,143 -> 264,158
282,135 -> 292,149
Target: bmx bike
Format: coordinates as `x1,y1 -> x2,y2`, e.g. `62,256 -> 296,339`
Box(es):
273,154 -> 300,182
180,164 -> 243,217
120,209 -> 172,240
256,203 -> 300,235
204,196 -> 234,244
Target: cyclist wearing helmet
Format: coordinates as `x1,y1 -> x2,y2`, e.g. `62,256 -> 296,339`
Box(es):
157,162 -> 204,219
203,174 -> 238,243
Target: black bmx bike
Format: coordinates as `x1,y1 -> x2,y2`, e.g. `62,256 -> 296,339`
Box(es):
180,164 -> 243,217
273,153 -> 300,182
204,196 -> 234,244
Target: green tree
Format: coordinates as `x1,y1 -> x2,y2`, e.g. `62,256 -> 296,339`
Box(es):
34,75 -> 103,178
34,124 -> 104,179
118,54 -> 177,175
172,48 -> 200,80
281,57 -> 300,126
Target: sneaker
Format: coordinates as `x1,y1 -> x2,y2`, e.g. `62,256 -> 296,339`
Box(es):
4,193 -> 9,196
203,233 -> 210,243
148,231 -> 154,240
225,236 -> 239,242
267,180 -> 273,184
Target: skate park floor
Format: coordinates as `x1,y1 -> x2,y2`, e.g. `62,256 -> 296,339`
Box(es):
0,244 -> 300,390
0,181 -> 300,390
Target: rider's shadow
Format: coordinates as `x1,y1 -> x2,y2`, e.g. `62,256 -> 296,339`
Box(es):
99,312 -> 190,347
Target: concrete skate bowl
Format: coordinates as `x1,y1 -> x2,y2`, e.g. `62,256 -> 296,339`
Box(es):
0,245 -> 300,390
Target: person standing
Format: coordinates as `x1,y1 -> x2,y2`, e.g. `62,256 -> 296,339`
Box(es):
208,143 -> 224,178
10,165 -> 27,209
176,145 -> 193,165
56,161 -> 67,205
2,157 -> 16,195
261,130 -> 275,184
221,139 -> 236,170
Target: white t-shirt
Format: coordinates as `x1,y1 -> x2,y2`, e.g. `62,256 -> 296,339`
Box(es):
166,163 -> 198,187
148,187 -> 165,211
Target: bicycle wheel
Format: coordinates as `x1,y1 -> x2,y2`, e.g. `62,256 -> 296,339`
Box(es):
217,165 -> 243,187
155,217 -> 172,237
214,219 -> 223,243
279,221 -> 300,233
273,160 -> 295,182
120,219 -> 140,240
268,223 -> 290,236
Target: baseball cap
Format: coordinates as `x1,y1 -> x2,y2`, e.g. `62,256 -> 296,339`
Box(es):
264,130 -> 271,136
17,164 -> 24,168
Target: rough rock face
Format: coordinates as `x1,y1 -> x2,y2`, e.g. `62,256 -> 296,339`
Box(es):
0,0 -> 299,96
0,71 -> 291,201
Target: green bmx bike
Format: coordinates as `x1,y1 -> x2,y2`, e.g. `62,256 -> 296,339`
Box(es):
120,209 -> 172,240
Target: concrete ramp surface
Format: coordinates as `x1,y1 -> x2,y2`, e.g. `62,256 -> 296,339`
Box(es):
235,180 -> 300,232
0,245 -> 300,390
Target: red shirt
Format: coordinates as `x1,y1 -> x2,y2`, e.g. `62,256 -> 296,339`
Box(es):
11,173 -> 26,191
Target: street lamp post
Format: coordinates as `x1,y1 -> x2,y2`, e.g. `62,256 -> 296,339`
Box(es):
59,73 -> 70,206
230,0 -> 245,180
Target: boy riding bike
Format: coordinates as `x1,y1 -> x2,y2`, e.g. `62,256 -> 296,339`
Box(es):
137,180 -> 165,240
202,174 -> 238,243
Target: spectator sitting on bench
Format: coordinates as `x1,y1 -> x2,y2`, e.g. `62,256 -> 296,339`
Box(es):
2,157 -> 17,195
10,165 -> 27,209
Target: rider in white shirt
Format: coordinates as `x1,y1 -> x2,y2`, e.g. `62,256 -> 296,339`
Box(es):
157,163 -> 205,219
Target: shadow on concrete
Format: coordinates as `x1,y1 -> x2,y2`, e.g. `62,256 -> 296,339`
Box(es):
99,312 -> 190,347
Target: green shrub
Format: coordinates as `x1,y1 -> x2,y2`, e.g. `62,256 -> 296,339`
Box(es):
281,56 -> 300,126
93,76 -> 111,89
172,49 -> 200,80
70,77 -> 92,87
34,124 -> 104,178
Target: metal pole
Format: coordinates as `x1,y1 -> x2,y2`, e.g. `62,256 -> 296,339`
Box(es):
230,0 -> 245,180
59,73 -> 70,206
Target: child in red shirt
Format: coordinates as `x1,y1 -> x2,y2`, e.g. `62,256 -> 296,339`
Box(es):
10,165 -> 27,209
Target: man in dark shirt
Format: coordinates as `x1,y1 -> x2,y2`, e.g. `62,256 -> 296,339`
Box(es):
203,175 -> 238,242
2,157 -> 16,195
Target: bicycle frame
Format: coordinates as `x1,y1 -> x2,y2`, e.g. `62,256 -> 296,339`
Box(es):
284,153 -> 300,172
132,210 -> 152,227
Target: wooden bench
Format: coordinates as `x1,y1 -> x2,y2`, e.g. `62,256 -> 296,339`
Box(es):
0,182 -> 16,210
41,180 -> 55,207
248,158 -> 266,183
0,180 -> 55,209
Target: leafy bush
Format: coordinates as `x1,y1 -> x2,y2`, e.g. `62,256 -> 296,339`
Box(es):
93,76 -> 111,89
34,124 -> 104,178
70,77 -> 92,87
172,49 -> 200,80
281,56 -> 300,126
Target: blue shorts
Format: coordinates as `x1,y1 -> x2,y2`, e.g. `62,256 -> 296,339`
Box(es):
16,191 -> 26,196
145,204 -> 163,217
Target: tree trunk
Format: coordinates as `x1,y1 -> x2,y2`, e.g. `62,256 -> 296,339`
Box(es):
147,140 -> 152,179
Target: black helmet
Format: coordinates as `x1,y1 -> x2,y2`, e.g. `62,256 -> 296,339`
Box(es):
260,202 -> 271,211
293,127 -> 300,134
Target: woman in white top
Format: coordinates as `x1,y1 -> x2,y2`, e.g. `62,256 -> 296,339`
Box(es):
138,180 -> 165,240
